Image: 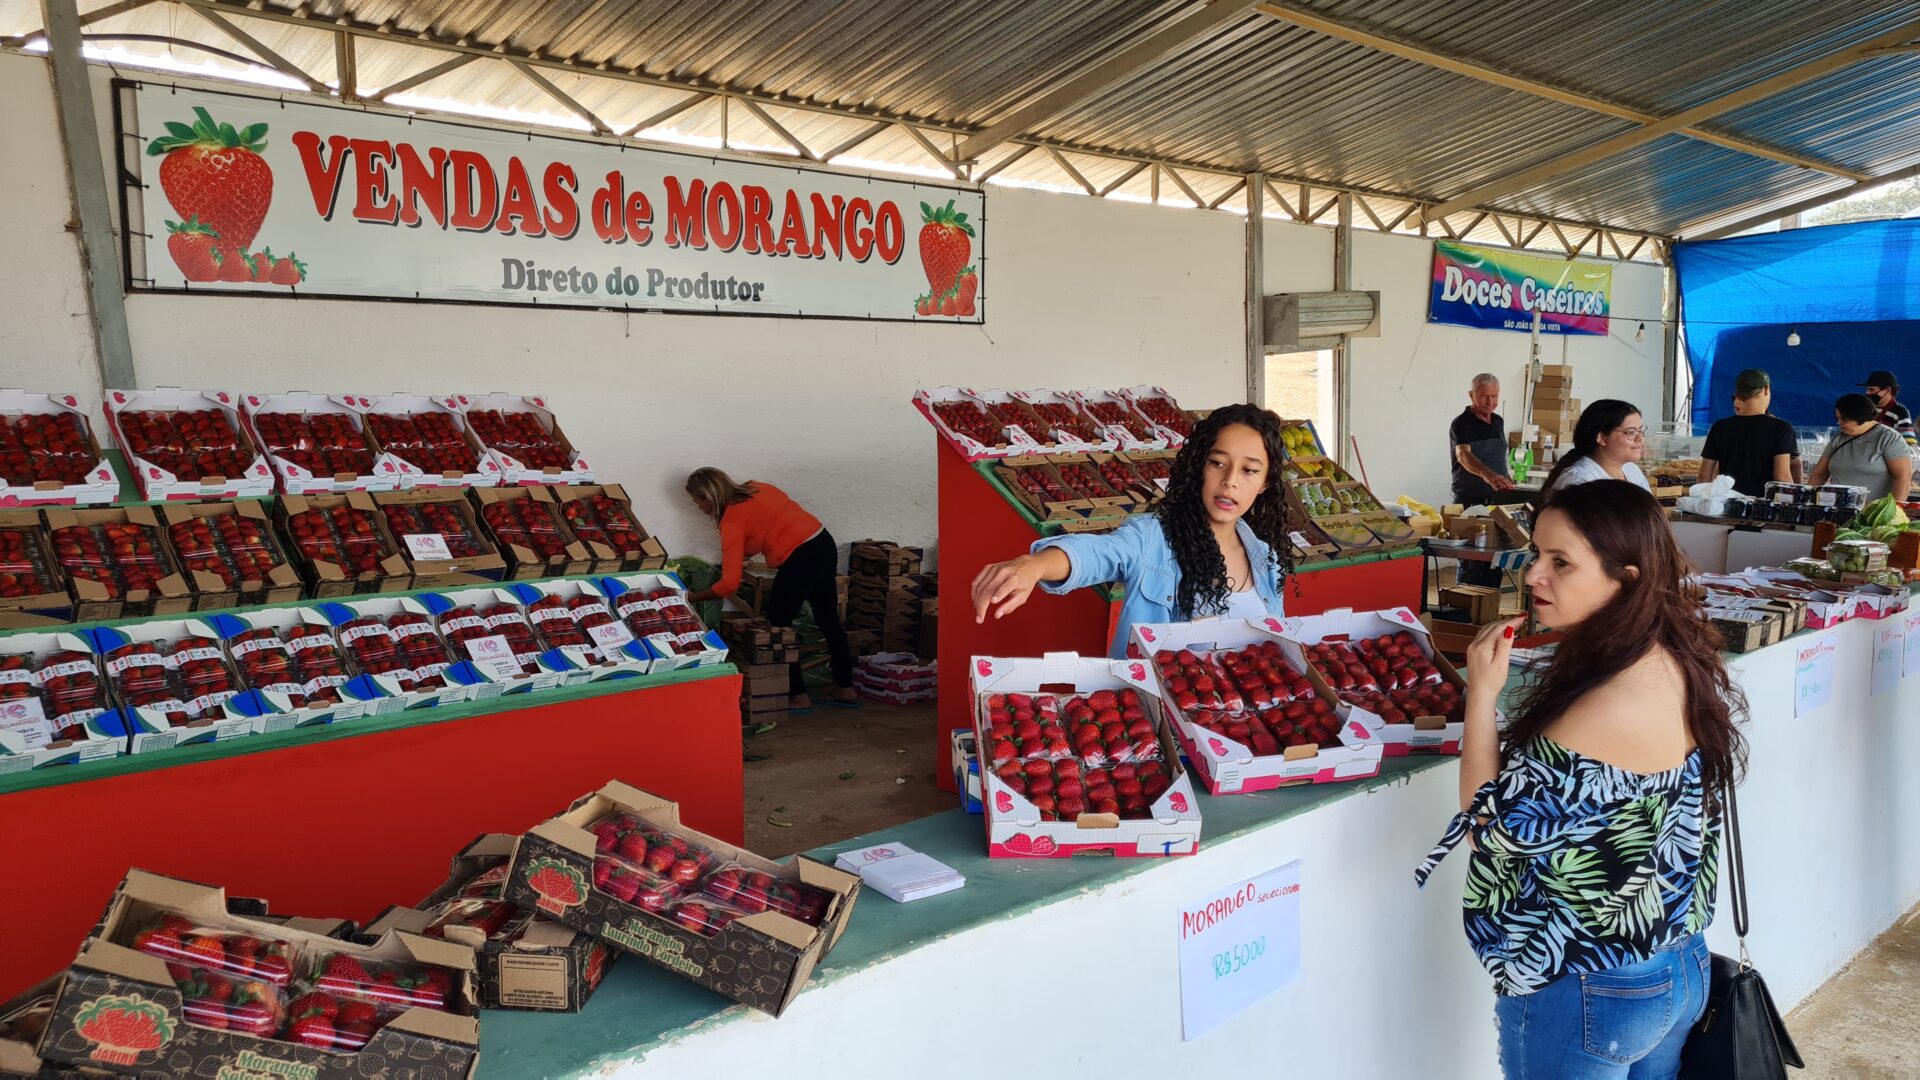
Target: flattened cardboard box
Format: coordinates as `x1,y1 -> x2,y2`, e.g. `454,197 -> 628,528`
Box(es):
390,833 -> 619,1013
502,781 -> 861,1016
35,869 -> 479,1078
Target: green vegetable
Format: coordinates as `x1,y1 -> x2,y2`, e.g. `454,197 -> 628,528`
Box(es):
1870,524 -> 1906,545
1834,528 -> 1866,542
1855,495 -> 1909,530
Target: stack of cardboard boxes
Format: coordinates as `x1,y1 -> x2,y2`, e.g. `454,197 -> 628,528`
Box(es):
1530,364 -> 1581,465
721,617 -> 801,721
844,541 -> 934,657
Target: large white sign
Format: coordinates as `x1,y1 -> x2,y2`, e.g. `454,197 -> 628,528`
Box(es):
127,83 -> 985,322
1178,861 -> 1302,1040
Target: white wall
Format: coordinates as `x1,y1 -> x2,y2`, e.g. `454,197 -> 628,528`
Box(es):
0,52 -> 1249,563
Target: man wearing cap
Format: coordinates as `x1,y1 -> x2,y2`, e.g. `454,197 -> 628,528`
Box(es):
1860,370 -> 1917,447
1699,369 -> 1801,497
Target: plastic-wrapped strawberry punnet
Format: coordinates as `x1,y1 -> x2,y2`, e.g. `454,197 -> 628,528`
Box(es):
700,862 -> 833,926
129,914 -> 293,1036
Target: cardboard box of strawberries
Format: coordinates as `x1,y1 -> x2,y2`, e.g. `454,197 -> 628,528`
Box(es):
368,834 -> 619,1013
100,387 -> 276,501
502,781 -> 860,1016
32,869 -> 479,1078
0,390 -> 118,509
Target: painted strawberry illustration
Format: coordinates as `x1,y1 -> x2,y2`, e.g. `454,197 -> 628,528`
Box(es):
1000,832 -> 1058,857
523,857 -> 588,915
146,107 -> 272,257
164,217 -> 221,282
73,993 -> 175,1065
215,249 -> 253,283
268,253 -> 308,286
994,790 -> 1013,813
918,199 -> 973,298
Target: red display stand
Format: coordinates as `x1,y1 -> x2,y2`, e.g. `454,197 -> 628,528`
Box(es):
933,440 -> 1421,790
0,669 -> 742,1000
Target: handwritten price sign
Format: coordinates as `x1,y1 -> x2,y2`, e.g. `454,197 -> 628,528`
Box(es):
1906,610 -> 1920,680
1794,633 -> 1836,718
1178,860 -> 1301,1040
1871,623 -> 1904,699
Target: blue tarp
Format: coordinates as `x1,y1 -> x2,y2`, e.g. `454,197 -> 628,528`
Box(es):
1673,218 -> 1920,433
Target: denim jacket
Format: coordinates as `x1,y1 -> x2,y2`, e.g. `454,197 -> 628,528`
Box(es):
1031,515 -> 1285,658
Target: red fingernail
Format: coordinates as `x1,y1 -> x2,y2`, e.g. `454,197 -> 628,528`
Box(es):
1502,626 -> 1514,639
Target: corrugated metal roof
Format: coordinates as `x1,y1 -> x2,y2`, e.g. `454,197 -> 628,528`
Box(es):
5,0 -> 1918,238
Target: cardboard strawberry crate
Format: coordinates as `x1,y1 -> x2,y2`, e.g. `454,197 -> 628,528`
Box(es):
1045,453 -> 1137,515
238,391 -> 406,494
312,595 -> 494,711
1271,606 -> 1471,756
159,500 -> 304,611
42,505 -> 193,621
506,578 -> 655,682
471,486 -> 592,580
419,585 -> 570,696
0,389 -> 119,507
349,393 -> 502,489
34,869 -> 479,1078
443,392 -> 595,486
372,489 -> 508,589
913,387 -> 1040,461
991,457 -> 1099,524
0,629 -> 125,772
596,572 -> 730,674
965,389 -> 1066,453
1129,619 -> 1386,791
1070,389 -> 1170,452
100,387 -> 275,500
501,780 -> 860,1017
0,973 -> 63,1078
1084,452 -> 1158,510
93,618 -> 277,753
547,483 -> 669,573
969,652 -> 1204,857
207,607 -> 384,730
273,491 -> 411,599
0,510 -> 73,625
1277,418 -> 1328,460
1116,384 -> 1193,446
369,834 -> 619,1013
1010,389 -> 1116,452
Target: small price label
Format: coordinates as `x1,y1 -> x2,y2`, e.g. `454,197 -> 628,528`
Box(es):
587,621 -> 635,653
463,634 -> 524,681
0,697 -> 54,749
403,533 -> 452,561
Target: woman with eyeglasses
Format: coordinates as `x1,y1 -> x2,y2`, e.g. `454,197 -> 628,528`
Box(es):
1540,400 -> 1650,497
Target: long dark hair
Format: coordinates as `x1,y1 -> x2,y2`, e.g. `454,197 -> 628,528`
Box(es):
1154,404 -> 1294,619
1505,480 -> 1746,797
1541,398 -> 1641,497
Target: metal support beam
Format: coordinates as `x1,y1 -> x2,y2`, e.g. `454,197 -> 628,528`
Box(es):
898,122 -> 961,178
509,59 -> 612,134
1662,262 -> 1680,424
1333,192 -> 1353,467
1044,146 -> 1096,195
1254,1 -> 1868,182
365,52 -> 477,101
1422,18 -> 1920,223
1680,158 -> 1920,240
732,94 -> 818,160
4,0 -> 158,48
953,0 -> 1264,162
1246,172 -> 1265,406
188,5 -> 327,92
620,92 -> 707,138
974,143 -> 1035,184
40,0 -> 135,390
820,119 -> 892,163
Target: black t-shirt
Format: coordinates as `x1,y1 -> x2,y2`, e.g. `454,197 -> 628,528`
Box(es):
1701,413 -> 1798,497
1449,408 -> 1507,505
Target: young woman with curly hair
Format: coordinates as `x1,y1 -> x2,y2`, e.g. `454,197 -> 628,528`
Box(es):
1417,480 -> 1747,1079
969,403 -> 1295,657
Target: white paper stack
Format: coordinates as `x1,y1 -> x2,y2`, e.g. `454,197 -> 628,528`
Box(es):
834,841 -> 964,903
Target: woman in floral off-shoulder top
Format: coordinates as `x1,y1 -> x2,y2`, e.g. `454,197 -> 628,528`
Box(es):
1417,480 -> 1747,1079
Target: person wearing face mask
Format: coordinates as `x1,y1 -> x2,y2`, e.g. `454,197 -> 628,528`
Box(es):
1538,400 -> 1650,498
1809,393 -> 1915,504
1417,480 -> 1746,1079
1858,370 -> 1916,448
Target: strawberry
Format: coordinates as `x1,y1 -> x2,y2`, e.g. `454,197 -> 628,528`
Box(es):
917,199 -> 974,296
288,1015 -> 335,1049
288,991 -> 338,1020
146,107 -> 273,257
165,217 -> 223,282
939,290 -> 960,317
184,935 -> 228,968
250,248 -> 275,280
216,248 -> 253,283
322,955 -> 370,984
268,252 -> 307,286
336,999 -> 377,1026
957,268 -> 978,306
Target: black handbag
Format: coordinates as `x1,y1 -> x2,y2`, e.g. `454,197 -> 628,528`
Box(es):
1679,781 -> 1804,1078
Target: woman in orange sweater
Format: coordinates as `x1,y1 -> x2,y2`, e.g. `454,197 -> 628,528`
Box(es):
684,468 -> 856,711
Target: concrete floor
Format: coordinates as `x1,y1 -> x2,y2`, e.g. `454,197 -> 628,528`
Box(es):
1787,903 -> 1920,1079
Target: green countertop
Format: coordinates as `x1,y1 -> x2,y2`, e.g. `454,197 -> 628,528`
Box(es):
473,754 -> 1454,1078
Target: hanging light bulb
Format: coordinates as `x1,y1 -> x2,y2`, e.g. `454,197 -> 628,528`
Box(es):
1635,322 -> 1646,342
1787,329 -> 1801,347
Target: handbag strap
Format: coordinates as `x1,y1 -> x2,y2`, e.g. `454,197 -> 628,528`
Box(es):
1721,780 -> 1752,966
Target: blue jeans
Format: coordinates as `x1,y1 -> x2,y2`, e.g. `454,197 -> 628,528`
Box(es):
1494,934 -> 1711,1079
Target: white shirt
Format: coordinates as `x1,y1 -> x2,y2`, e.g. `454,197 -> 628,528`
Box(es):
1555,457 -> 1649,491
1211,588 -> 1268,623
